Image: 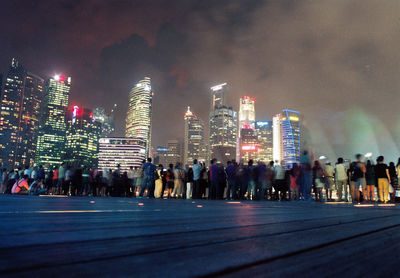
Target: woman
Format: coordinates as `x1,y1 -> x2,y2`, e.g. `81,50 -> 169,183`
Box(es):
389,162 -> 398,202
290,163 -> 300,200
313,161 -> 325,202
172,163 -> 184,198
154,164 -> 163,198
365,160 -> 376,202
375,156 -> 391,203
165,164 -> 174,198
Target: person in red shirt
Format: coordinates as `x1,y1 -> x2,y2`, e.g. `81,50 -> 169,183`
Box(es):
51,166 -> 59,195
11,175 -> 30,194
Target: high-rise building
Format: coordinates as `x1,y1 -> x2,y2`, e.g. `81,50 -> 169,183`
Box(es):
98,137 -> 146,171
184,107 -> 205,166
93,106 -> 115,137
36,74 -> 71,169
65,106 -> 101,168
255,121 -> 273,163
281,109 -> 301,169
166,140 -> 181,166
239,127 -> 258,163
0,59 -> 44,169
209,105 -> 238,163
126,77 -> 153,157
154,146 -> 168,166
210,83 -> 227,110
238,96 -> 256,131
272,114 -> 282,163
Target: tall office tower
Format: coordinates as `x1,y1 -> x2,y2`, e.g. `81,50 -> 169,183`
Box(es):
281,109 -> 301,169
126,77 -> 153,157
154,146 -> 168,166
240,127 -> 258,163
209,105 -> 238,163
98,137 -> 146,171
36,74 -> 71,169
166,140 -> 181,166
255,121 -> 273,163
0,59 -> 44,168
184,107 -> 205,166
272,114 -> 282,163
210,83 -> 227,110
238,96 -> 256,131
93,106 -> 115,137
65,106 -> 101,168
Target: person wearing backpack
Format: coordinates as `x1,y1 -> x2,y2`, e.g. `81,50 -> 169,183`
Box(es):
350,154 -> 366,204
11,175 -> 29,194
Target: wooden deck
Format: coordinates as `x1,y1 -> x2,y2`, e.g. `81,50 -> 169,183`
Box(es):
0,195 -> 399,277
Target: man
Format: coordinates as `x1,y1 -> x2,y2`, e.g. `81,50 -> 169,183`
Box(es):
11,175 -> 30,194
247,160 -> 256,200
225,160 -> 236,200
274,161 -> 286,200
324,162 -> 335,201
335,158 -> 348,202
350,154 -> 366,203
256,161 -> 268,200
140,158 -> 156,198
192,159 -> 202,199
58,163 -> 66,195
209,159 -> 219,200
375,156 -> 391,203
128,166 -> 135,197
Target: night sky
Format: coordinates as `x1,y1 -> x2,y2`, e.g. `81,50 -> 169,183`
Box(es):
1,0 -> 400,161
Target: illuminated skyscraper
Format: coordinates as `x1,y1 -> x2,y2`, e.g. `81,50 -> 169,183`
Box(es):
36,74 -> 71,169
0,59 -> 44,168
238,96 -> 256,131
272,114 -> 282,163
210,83 -> 227,110
240,127 -> 258,163
184,107 -> 205,166
93,106 -> 115,137
255,121 -> 273,163
281,109 -> 301,169
126,77 -> 153,157
98,137 -> 146,171
65,106 -> 101,168
166,140 -> 181,166
209,105 -> 238,163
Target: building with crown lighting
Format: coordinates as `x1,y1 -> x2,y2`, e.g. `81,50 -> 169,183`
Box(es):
125,77 -> 153,157
238,96 -> 256,161
239,96 -> 255,131
184,107 -> 205,166
0,59 -> 44,169
65,106 -> 101,168
35,74 -> 71,169
255,121 -> 273,163
210,83 -> 227,110
272,114 -> 282,163
98,137 -> 146,171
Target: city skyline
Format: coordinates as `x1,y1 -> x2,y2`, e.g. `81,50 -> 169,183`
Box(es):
1,1 -> 400,162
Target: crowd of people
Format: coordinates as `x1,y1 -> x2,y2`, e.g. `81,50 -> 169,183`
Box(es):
1,152 -> 400,204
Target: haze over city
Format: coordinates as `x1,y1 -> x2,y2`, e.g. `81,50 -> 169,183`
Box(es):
1,0 -> 400,161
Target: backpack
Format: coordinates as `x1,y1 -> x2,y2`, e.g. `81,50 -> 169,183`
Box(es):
350,162 -> 363,181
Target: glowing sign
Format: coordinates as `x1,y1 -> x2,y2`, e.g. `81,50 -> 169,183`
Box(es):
54,74 -> 66,82
256,121 -> 269,127
289,116 -> 299,121
241,145 -> 258,151
72,105 -> 80,123
210,83 -> 227,91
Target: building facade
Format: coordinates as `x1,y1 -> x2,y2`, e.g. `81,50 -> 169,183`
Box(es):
0,59 -> 44,169
209,105 -> 238,163
238,96 -> 255,130
184,107 -> 205,166
255,121 -> 273,163
36,75 -> 71,169
65,106 -> 101,168
93,106 -> 115,137
272,114 -> 282,163
125,77 -> 153,157
166,140 -> 181,167
281,109 -> 301,169
239,127 -> 258,163
210,83 -> 227,110
98,137 -> 146,171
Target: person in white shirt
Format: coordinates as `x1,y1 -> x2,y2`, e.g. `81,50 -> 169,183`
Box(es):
324,162 -> 335,201
335,157 -> 348,201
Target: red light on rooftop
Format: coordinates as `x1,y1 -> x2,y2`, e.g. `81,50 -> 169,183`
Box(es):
251,97 -> 256,102
243,96 -> 249,100
241,145 -> 259,151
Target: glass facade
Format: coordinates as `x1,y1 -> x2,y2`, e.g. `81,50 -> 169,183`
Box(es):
65,106 -> 101,169
281,109 -> 301,169
238,96 -> 255,131
0,59 -> 44,169
210,83 -> 227,110
98,137 -> 146,171
93,106 -> 115,137
36,75 -> 71,169
184,107 -> 205,166
166,140 -> 181,167
255,121 -> 273,163
125,77 -> 152,157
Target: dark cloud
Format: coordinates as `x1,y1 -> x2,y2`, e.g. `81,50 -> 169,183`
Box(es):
1,0 -> 399,160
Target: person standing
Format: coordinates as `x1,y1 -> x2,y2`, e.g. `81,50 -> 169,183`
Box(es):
82,167 -> 91,196
313,161 -> 325,202
290,163 -> 301,200
350,154 -> 366,204
192,159 -> 202,199
172,162 -> 184,198
274,161 -> 286,201
128,166 -> 135,197
139,158 -> 156,198
154,164 -> 163,198
58,163 -> 65,195
186,167 -> 194,199
225,160 -> 236,200
209,159 -> 219,200
388,162 -> 397,202
324,162 -> 335,201
165,164 -> 175,199
335,158 -> 348,202
247,160 -> 256,200
256,161 -> 268,201
375,156 -> 391,203
365,160 -> 376,202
